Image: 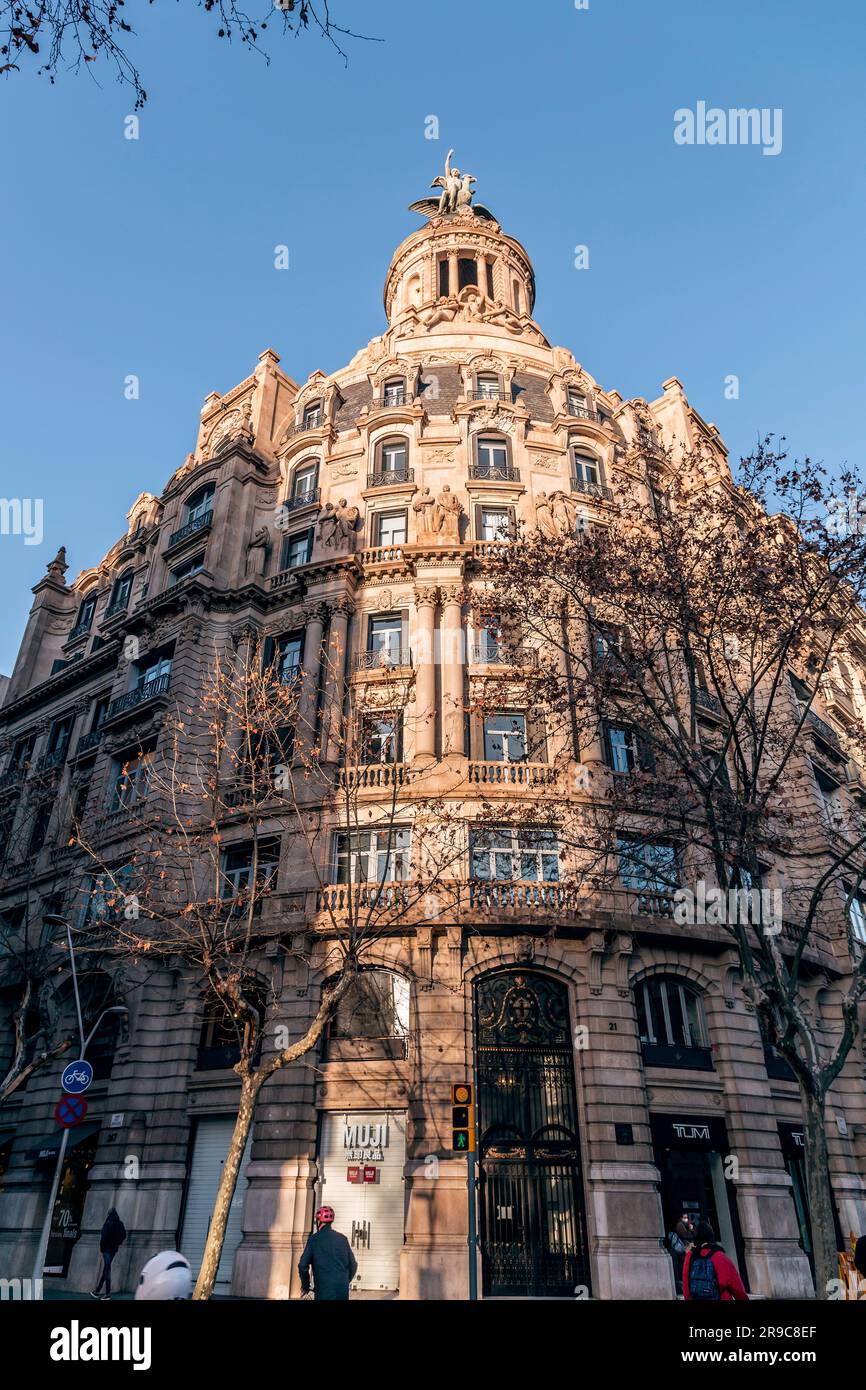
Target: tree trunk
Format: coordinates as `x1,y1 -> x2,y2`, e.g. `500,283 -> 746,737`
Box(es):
192,1073 -> 264,1300
799,1082 -> 839,1298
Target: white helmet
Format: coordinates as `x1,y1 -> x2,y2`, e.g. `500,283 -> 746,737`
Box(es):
135,1250 -> 193,1300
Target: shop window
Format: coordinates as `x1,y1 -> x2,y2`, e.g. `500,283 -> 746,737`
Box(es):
635,976 -> 713,1070
325,970 -> 410,1061
470,826 -> 560,883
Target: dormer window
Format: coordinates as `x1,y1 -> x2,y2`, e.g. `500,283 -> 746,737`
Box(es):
567,386 -> 589,417
185,482 -> 215,525
383,378 -> 406,407
303,402 -> 322,429
475,373 -> 501,402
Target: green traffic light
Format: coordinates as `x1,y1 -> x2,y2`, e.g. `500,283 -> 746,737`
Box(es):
454,1130 -> 469,1150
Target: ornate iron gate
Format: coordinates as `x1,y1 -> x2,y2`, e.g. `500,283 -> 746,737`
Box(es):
475,971 -> 590,1297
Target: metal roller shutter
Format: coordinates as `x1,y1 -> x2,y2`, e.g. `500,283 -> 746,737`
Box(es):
181,1115 -> 252,1293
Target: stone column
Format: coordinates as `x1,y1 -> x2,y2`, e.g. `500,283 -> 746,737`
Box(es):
476,253 -> 487,295
441,585 -> 465,758
414,587 -> 438,762
298,604 -> 327,749
322,602 -> 352,762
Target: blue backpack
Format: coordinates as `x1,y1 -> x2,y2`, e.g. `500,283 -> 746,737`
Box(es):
688,1249 -> 720,1300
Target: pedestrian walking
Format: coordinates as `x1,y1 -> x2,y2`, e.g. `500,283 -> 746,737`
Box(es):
298,1205 -> 357,1301
666,1211 -> 694,1289
91,1207 -> 127,1300
682,1220 -> 748,1301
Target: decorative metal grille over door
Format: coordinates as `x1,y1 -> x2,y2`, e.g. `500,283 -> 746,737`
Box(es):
475,971 -> 590,1297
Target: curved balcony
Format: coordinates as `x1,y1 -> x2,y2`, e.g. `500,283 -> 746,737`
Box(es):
468,464 -> 521,483
339,763 -> 411,790
167,510 -> 213,551
105,673 -> 171,724
570,478 -> 613,502
366,469 -> 414,489
468,761 -> 555,787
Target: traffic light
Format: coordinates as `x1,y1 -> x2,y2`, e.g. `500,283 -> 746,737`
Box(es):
451,1082 -> 475,1153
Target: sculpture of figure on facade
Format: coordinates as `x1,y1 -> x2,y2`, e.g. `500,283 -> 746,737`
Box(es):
549,489 -> 579,536
245,525 -> 269,577
431,485 -> 463,540
318,498 -> 359,549
534,492 -> 558,540
409,150 -> 493,221
412,487 -> 437,537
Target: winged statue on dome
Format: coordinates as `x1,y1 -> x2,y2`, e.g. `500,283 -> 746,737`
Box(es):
408,149 -> 496,221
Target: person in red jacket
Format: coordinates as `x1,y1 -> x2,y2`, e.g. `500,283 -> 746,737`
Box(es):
682,1221 -> 748,1301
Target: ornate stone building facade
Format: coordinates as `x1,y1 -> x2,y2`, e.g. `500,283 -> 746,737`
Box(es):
1,164 -> 865,1300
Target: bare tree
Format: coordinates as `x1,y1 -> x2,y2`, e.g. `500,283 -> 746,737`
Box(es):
486,436 -> 866,1297
76,630 -> 464,1298
0,1 -> 377,107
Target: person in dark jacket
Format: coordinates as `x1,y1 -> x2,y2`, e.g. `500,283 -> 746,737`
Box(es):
298,1205 -> 357,1301
92,1207 -> 127,1300
682,1220 -> 748,1301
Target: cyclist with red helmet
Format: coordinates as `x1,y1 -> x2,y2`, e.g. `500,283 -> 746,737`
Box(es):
298,1205 -> 358,1301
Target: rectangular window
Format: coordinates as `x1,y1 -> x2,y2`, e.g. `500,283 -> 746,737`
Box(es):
483,713 -> 527,762
48,714 -> 75,758
470,826 -> 560,883
476,438 -> 509,476
303,404 -> 321,428
221,840 -> 280,908
361,713 -> 402,764
616,837 -> 678,893
572,453 -> 600,488
80,864 -> 135,928
375,510 -> 407,546
137,651 -> 172,691
381,441 -> 408,474
438,259 -> 450,297
28,804 -> 52,856
383,379 -> 405,407
458,257 -> 477,289
280,528 -> 313,570
476,374 -> 500,401
367,614 -> 403,665
170,551 -> 205,586
567,387 -> 588,415
478,506 -> 512,541
849,895 -> 866,945
334,827 -> 411,883
267,632 -> 303,685
292,465 -> 317,499
11,733 -> 36,770
486,262 -> 495,298
110,749 -> 154,813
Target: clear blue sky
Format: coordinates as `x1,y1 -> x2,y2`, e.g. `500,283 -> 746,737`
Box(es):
1,0 -> 864,674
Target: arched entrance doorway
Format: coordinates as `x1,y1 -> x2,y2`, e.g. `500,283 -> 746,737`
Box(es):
474,970 -> 590,1297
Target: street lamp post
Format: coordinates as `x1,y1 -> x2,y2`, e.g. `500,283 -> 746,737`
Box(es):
30,914 -> 127,1292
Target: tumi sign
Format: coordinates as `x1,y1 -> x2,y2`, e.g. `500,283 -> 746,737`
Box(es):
651,1113 -> 727,1153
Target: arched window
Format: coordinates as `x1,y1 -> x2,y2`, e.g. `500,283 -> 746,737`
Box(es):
571,450 -> 604,495
325,969 -> 410,1061
107,570 -> 133,616
635,976 -> 713,1070
197,983 -> 266,1070
474,435 -> 513,482
302,401 -> 322,429
290,460 -> 319,504
71,591 -> 97,637
184,482 -> 215,525
371,436 -> 410,487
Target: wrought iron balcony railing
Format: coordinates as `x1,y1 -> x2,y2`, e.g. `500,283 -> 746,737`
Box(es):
695,687 -> 722,714
75,729 -> 104,757
570,478 -> 613,501
281,488 -> 321,513
470,644 -> 537,667
167,510 -> 213,549
564,404 -> 602,422
106,673 -> 171,721
470,388 -> 510,402
355,649 -> 411,672
366,468 -> 414,488
468,464 -> 520,482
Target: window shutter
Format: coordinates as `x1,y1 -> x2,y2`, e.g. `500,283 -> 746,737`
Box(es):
474,503 -> 484,540
401,610 -> 410,662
